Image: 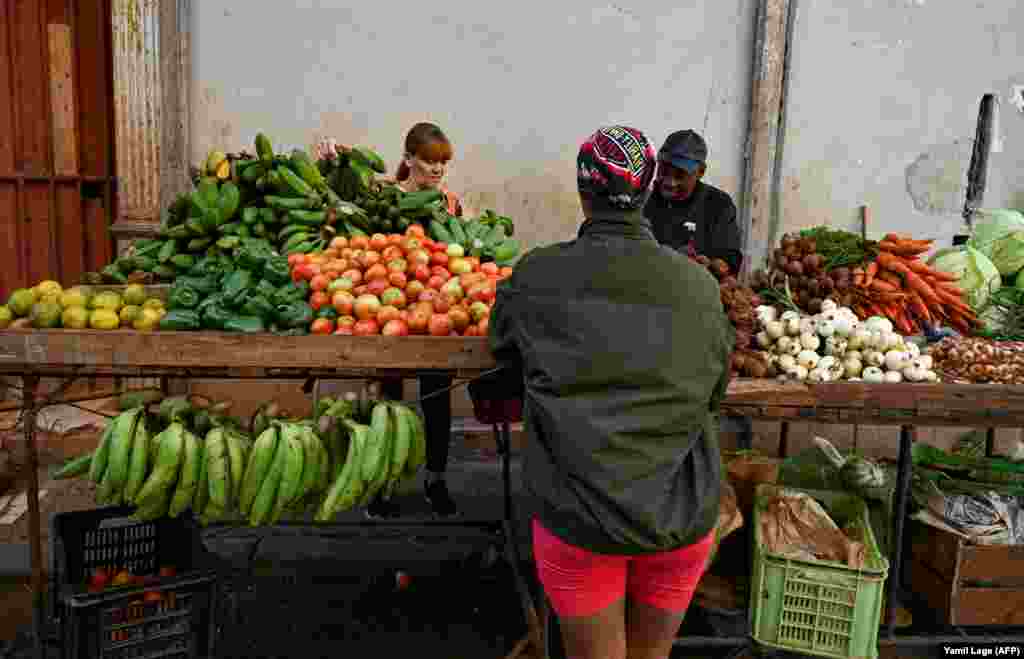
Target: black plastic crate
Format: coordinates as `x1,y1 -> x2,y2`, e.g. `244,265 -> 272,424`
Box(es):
61,572 -> 217,659
48,506 -> 203,625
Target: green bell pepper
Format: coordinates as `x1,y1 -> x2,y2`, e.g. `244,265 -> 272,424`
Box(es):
159,309 -> 201,331
240,294 -> 276,320
200,301 -> 234,331
272,281 -> 310,307
223,315 -> 266,333
221,270 -> 253,308
263,255 -> 292,286
168,283 -> 201,310
275,301 -> 314,329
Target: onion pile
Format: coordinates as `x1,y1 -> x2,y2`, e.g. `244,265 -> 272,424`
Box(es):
691,254 -> 771,378
751,233 -> 858,314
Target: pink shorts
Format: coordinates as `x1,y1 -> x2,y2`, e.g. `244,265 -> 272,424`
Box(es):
532,518 -> 714,618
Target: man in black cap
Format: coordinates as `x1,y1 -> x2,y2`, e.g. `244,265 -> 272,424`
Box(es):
644,129 -> 743,272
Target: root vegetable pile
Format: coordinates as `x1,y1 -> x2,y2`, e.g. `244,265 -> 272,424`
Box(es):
754,301 -> 938,383
930,337 -> 1024,384
752,232 -> 860,315
690,254 -> 771,377
850,234 -> 981,334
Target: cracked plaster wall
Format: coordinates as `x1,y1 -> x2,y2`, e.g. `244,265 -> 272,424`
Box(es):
779,0 -> 1024,247
190,1 -> 755,251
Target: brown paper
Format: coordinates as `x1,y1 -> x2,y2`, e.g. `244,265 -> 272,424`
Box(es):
759,493 -> 866,569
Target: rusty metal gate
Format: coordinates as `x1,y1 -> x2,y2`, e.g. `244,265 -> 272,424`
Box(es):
0,0 -> 118,299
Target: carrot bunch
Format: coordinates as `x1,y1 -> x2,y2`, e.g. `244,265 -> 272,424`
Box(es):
850,233 -> 981,335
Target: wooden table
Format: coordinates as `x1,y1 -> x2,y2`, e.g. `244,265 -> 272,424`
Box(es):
4,330 -> 1024,654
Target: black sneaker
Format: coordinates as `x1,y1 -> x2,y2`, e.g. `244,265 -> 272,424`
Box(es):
365,495 -> 401,520
425,479 -> 458,518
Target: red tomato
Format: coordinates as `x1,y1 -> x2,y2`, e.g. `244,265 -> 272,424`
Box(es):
377,305 -> 401,325
413,264 -> 432,283
369,234 -> 390,251
349,236 -> 370,250
401,238 -> 422,254
334,325 -> 355,335
407,249 -> 431,269
293,264 -> 315,281
499,267 -> 514,277
448,307 -> 471,332
464,325 -> 480,337
287,253 -> 305,267
478,317 -> 490,334
405,224 -> 426,238
405,280 -> 426,300
342,269 -> 363,285
309,291 -> 330,312
89,569 -> 110,590
388,271 -> 409,289
337,315 -> 357,330
427,275 -> 446,291
429,265 -> 451,280
408,308 -> 431,334
430,252 -> 449,267
365,264 -> 389,281
354,294 -> 382,321
432,295 -> 452,315
311,318 -> 334,335
358,250 -> 382,269
332,291 -> 355,315
366,278 -> 390,297
387,259 -> 408,274
340,247 -> 355,259
428,313 -> 452,336
418,289 -> 439,305
310,275 -> 330,292
380,287 -> 407,309
480,262 -> 500,276
353,319 -> 380,336
329,236 -> 349,250
382,319 -> 410,336
382,245 -> 405,262
387,233 -> 405,246
353,284 -> 368,297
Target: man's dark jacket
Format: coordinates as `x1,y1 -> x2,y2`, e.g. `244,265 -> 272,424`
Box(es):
644,181 -> 743,273
487,210 -> 735,555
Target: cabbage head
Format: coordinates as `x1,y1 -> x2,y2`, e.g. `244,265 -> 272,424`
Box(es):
927,245 -> 1001,310
989,230 -> 1024,276
967,208 -> 1024,259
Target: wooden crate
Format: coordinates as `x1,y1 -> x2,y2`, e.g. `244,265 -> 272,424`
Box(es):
908,519 -> 1024,626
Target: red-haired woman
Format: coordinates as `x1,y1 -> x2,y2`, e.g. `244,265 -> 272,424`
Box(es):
317,123 -> 460,518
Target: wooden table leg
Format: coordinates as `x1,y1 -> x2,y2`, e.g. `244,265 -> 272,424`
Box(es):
22,376 -> 44,659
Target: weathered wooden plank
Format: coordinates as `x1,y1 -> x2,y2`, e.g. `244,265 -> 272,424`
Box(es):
47,22 -> 77,176
739,0 -> 792,276
0,331 -> 497,372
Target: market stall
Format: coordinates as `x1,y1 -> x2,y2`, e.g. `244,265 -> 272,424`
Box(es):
5,331 -> 1024,656
7,132 -> 1024,658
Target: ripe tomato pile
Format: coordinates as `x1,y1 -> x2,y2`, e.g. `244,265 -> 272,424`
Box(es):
287,225 -> 513,336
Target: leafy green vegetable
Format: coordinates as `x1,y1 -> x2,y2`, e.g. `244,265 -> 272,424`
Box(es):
968,208 -> 1024,259
798,226 -> 876,270
988,230 -> 1024,276
928,245 -> 1001,310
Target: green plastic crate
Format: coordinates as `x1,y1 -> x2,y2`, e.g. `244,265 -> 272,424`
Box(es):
750,485 -> 889,659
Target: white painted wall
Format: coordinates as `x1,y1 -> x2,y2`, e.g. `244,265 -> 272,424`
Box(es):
778,0 -> 1024,248
190,0 -> 755,250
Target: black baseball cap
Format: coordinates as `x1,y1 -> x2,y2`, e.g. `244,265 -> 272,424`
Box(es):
658,129 -> 708,173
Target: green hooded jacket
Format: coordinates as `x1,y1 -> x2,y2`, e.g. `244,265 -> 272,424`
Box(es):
488,210 -> 735,554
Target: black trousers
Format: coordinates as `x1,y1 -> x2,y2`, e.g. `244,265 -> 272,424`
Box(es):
379,374 -> 452,474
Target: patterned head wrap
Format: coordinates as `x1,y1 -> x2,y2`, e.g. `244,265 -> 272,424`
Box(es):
577,126 -> 656,211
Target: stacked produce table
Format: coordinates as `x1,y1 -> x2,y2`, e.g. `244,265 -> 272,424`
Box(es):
4,331 -> 1024,656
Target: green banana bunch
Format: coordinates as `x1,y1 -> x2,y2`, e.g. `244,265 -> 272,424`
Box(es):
89,408 -> 147,507
314,401 -> 426,521
196,426 -> 251,526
